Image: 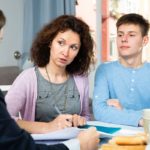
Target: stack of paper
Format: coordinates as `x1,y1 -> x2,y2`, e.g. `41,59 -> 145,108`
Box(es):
31,127 -> 80,141
31,123 -> 144,145
31,124 -> 121,142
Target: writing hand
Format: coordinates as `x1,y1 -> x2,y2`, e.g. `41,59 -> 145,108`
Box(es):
46,114 -> 72,132
72,114 -> 86,127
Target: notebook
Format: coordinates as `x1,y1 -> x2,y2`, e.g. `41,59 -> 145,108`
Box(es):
78,124 -> 121,134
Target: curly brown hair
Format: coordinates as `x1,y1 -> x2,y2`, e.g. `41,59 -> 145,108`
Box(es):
31,15 -> 94,75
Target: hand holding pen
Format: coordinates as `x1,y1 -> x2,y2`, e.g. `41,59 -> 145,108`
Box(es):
52,105 -> 73,129
72,114 -> 86,127
55,105 -> 86,127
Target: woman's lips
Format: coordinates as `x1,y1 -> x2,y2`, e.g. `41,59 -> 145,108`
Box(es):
59,58 -> 67,64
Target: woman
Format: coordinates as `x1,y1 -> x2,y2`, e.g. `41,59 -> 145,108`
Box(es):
6,15 -> 94,134
0,10 -> 100,150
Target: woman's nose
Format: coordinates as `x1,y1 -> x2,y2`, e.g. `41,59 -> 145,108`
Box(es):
63,47 -> 69,56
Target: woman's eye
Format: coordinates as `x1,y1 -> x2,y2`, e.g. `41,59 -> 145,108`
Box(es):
71,45 -> 79,51
58,41 -> 64,46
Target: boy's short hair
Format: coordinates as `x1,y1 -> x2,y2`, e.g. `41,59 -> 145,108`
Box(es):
116,13 -> 150,36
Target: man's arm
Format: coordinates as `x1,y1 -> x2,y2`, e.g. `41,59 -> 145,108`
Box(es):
0,90 -> 69,150
93,65 -> 142,126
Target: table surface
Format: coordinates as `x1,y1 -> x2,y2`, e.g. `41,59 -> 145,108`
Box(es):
34,121 -> 144,147
89,121 -> 145,150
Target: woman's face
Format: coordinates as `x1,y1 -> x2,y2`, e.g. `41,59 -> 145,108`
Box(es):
50,30 -> 81,68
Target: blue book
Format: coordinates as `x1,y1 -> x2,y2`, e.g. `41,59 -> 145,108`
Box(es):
78,124 -> 121,134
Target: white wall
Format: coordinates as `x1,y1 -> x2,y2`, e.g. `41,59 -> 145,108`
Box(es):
0,0 -> 23,67
76,0 -> 97,98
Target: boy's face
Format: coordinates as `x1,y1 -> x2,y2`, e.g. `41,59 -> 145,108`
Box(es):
116,24 -> 148,59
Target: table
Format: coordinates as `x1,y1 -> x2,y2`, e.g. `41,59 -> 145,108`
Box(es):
87,121 -> 145,150
34,121 -> 144,147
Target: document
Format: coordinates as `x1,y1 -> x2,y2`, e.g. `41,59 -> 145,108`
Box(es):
78,124 -> 121,134
31,121 -> 144,141
31,127 -> 81,140
87,121 -> 144,138
31,124 -> 121,141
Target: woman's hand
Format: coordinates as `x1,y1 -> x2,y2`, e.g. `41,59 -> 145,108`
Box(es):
17,114 -> 86,134
107,99 -> 123,110
47,114 -> 86,131
45,114 -> 73,132
72,114 -> 86,127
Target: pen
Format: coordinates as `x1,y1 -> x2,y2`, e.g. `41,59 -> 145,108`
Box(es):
54,105 -> 62,115
54,105 -> 72,123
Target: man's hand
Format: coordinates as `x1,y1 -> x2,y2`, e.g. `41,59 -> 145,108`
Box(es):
77,127 -> 100,150
107,99 -> 123,110
138,118 -> 143,127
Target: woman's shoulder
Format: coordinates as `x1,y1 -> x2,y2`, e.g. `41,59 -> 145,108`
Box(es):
15,67 -> 36,81
21,67 -> 35,74
73,74 -> 88,79
19,67 -> 36,76
73,74 -> 88,84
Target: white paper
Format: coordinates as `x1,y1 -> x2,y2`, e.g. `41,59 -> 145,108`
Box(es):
31,126 -> 117,140
31,123 -> 144,141
31,127 -> 81,140
114,128 -> 144,136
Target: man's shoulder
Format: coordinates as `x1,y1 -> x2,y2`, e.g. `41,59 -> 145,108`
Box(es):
98,61 -> 118,69
103,60 -> 118,65
0,90 -> 5,105
145,61 -> 150,66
